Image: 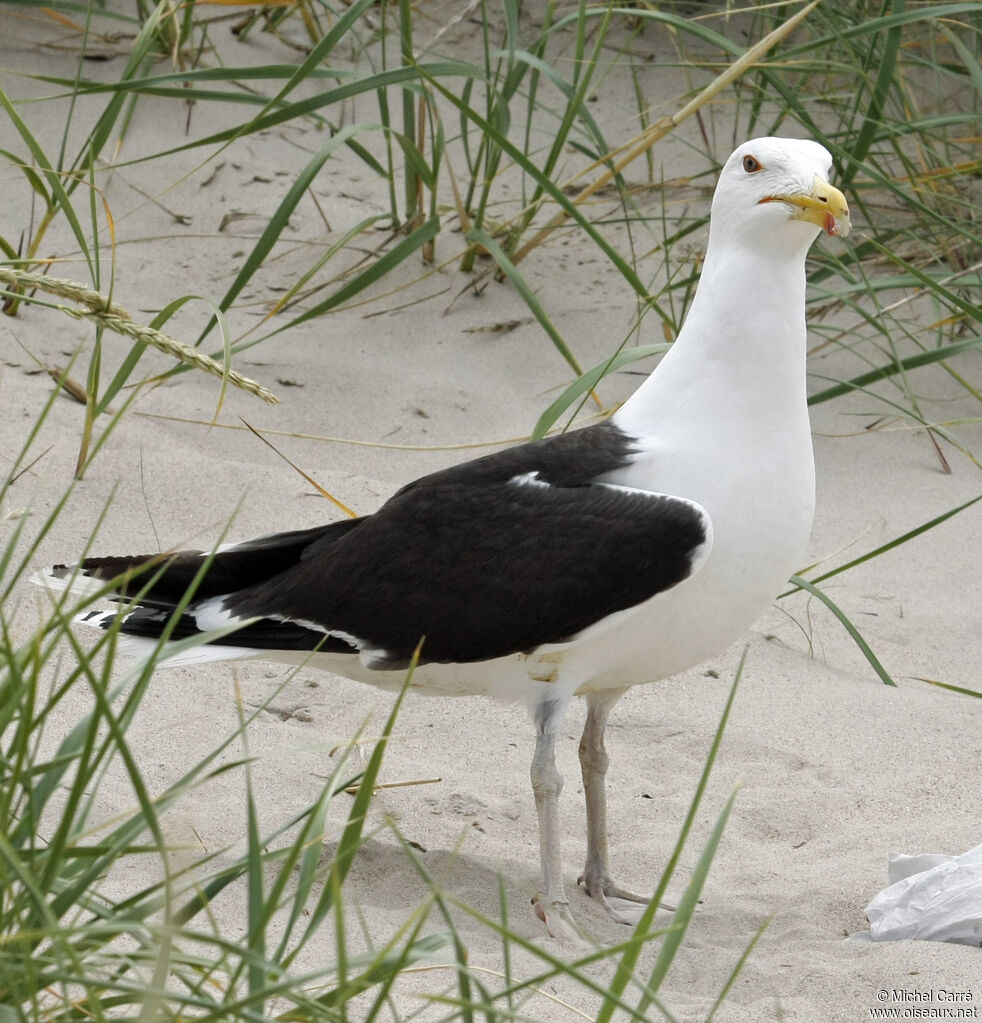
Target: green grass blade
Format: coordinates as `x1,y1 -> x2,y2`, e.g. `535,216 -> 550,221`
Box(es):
705,916 -> 772,1022
0,85 -> 92,270
532,344 -> 668,438
914,678 -> 982,699
468,227 -> 585,378
596,654 -> 747,1023
113,64 -> 480,168
422,69 -> 649,297
261,215 -> 441,337
808,334 -> 982,406
197,121 -> 385,342
328,652 -> 418,897
786,494 -> 982,594
790,575 -> 897,687
839,0 -> 905,186
641,785 -> 740,1009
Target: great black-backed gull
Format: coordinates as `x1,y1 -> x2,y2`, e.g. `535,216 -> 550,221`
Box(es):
46,137 -> 850,938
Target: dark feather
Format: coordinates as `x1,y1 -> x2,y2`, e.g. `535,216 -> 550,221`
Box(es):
228,478 -> 706,666
63,519 -> 363,604
68,419 -> 706,666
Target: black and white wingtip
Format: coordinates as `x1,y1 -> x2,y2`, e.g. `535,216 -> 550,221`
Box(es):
32,562 -> 253,667
36,534 -> 370,670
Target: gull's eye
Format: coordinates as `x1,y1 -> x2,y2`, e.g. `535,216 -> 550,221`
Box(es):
742,155 -> 762,173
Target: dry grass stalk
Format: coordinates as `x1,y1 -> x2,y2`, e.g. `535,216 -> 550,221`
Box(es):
510,0 -> 821,266
0,267 -> 279,404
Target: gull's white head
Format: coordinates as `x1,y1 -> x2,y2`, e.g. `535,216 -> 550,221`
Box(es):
709,137 -> 851,256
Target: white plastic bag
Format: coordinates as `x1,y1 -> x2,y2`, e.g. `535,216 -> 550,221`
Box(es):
863,843 -> 982,946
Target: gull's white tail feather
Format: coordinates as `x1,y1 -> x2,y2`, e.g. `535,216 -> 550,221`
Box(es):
32,565 -> 113,601
74,608 -> 261,669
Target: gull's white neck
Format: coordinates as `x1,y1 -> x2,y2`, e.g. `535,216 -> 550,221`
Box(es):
595,223 -> 821,674
614,227 -> 816,444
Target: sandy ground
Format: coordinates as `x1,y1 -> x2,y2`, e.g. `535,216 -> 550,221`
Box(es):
2,4 -> 981,1020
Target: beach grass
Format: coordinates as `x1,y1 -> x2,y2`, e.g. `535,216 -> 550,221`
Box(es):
1,0 -> 981,1017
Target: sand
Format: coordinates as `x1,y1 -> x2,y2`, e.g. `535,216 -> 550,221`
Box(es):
2,4 -> 981,1020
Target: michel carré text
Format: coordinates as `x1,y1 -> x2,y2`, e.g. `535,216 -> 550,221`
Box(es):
892,990 -> 975,1003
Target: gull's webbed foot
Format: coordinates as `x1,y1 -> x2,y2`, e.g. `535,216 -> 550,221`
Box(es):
577,870 -> 674,926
